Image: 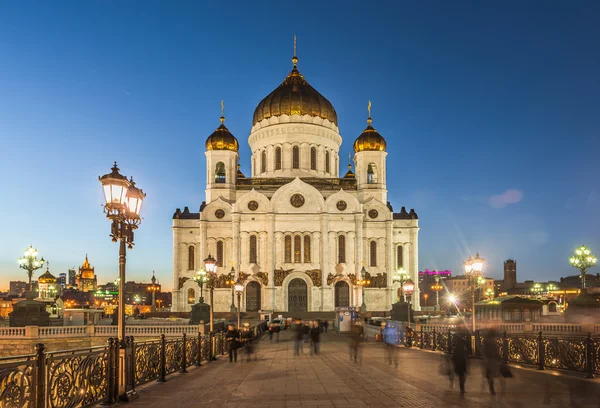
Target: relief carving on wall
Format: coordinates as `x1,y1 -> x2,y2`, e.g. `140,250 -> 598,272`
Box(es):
347,273 -> 357,285
274,268 -> 294,286
211,274 -> 231,289
238,271 -> 250,284
326,273 -> 337,286
178,277 -> 190,289
305,269 -> 322,287
255,272 -> 269,287
367,272 -> 388,288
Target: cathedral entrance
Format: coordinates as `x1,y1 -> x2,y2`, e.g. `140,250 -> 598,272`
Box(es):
246,281 -> 261,312
288,278 -> 308,312
334,281 -> 350,307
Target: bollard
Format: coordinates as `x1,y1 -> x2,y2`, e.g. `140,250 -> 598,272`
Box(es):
35,343 -> 46,408
585,333 -> 594,379
502,331 -> 509,363
157,334 -> 167,382
180,333 -> 187,373
537,331 -> 545,370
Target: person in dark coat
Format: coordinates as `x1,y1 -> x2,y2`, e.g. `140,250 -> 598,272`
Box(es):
482,329 -> 502,395
294,320 -> 304,356
225,324 -> 240,363
324,320 -> 329,332
452,331 -> 469,396
310,322 -> 321,355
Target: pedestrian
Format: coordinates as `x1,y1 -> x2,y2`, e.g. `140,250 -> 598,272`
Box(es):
303,322 -> 310,343
294,320 -> 304,356
452,330 -> 469,396
382,323 -> 397,367
482,329 -> 502,395
324,320 -> 328,332
268,324 -> 274,341
274,323 -> 280,342
349,322 -> 363,363
242,323 -> 255,362
225,324 -> 240,363
310,322 -> 321,355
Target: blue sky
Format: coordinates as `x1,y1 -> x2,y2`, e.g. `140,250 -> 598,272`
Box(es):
0,1 -> 599,290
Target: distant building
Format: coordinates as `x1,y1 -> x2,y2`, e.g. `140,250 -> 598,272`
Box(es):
503,259 -> 517,291
418,269 -> 451,309
57,273 -> 67,287
9,281 -> 37,295
445,275 -> 495,304
76,255 -> 97,292
37,265 -> 58,300
68,268 -> 76,286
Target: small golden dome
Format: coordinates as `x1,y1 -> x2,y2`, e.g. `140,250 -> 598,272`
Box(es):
252,56 -> 337,126
205,117 -> 239,152
353,117 -> 386,153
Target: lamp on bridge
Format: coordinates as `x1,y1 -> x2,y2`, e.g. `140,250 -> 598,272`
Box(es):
99,161 -> 145,402
226,267 -> 237,313
464,253 -> 485,332
404,278 -> 415,327
203,254 -> 217,333
190,255 -> 216,326
391,268 -> 413,323
234,279 -> 244,329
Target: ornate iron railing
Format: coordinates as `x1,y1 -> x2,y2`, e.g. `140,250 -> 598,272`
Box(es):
402,326 -> 599,378
0,323 -> 267,407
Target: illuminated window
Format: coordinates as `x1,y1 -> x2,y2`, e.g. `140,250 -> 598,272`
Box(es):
275,147 -> 282,170
216,241 -> 223,267
187,288 -> 196,304
338,235 -> 346,264
249,235 -> 257,264
285,235 -> 292,263
370,241 -> 377,267
292,146 -> 300,169
188,246 -> 195,270
304,235 -> 311,263
310,147 -> 316,170
294,235 -> 301,263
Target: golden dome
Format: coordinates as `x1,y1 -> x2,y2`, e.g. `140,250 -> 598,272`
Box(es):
38,265 -> 56,284
205,117 -> 239,152
252,56 -> 337,126
353,117 -> 386,153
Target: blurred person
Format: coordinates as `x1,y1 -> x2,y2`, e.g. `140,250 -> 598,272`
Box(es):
383,323 -> 398,367
482,329 -> 502,395
225,324 -> 240,363
294,320 -> 304,356
304,322 -> 310,343
242,323 -> 255,362
310,321 -> 321,355
350,322 -> 363,363
324,320 -> 329,332
268,323 -> 274,341
452,330 -> 470,396
274,322 -> 281,342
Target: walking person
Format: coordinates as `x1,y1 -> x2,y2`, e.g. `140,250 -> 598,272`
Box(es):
452,330 -> 469,396
383,323 -> 398,367
324,320 -> 328,332
349,322 -> 362,363
482,329 -> 502,395
242,323 -> 255,362
274,323 -> 280,342
268,323 -> 274,342
303,322 -> 310,343
294,320 -> 304,356
310,322 -> 321,355
225,324 -> 240,363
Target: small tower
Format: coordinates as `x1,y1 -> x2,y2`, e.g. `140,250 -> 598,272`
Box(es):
205,101 -> 239,203
503,259 -> 517,291
353,102 -> 388,203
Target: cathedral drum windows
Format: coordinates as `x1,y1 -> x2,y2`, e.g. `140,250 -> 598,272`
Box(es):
292,146 -> 300,169
310,147 -> 317,170
325,151 -> 330,173
188,246 -> 195,270
275,147 -> 282,170
397,245 -> 404,268
261,150 -> 267,173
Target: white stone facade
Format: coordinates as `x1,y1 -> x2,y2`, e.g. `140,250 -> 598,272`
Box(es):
172,73 -> 419,314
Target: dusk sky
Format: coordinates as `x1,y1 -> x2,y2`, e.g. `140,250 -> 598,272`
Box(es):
0,1 -> 599,290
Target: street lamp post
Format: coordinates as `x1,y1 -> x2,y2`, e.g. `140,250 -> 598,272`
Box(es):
193,268 -> 208,303
431,275 -> 443,311
203,254 -> 217,333
404,279 -> 415,327
234,280 -> 244,329
147,271 -> 159,312
464,253 -> 485,332
99,162 -> 145,402
18,246 -> 45,299
392,268 -> 409,302
357,266 -> 371,313
227,267 -> 237,313
569,245 -> 597,290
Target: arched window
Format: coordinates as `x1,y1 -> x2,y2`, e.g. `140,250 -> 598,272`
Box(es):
294,235 -> 301,263
325,151 -> 330,173
188,246 -> 195,270
310,147 -> 316,170
292,146 -> 300,169
370,241 -> 377,267
367,164 -> 374,184
284,235 -> 292,263
216,241 -> 224,267
261,150 -> 266,173
187,288 -> 196,304
397,246 -> 403,269
304,235 -> 311,263
215,162 -> 226,184
275,147 -> 282,170
338,235 -> 346,264
249,235 -> 257,264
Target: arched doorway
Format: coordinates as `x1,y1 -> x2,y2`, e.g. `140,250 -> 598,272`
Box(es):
246,281 -> 261,312
288,278 -> 308,312
335,281 -> 350,307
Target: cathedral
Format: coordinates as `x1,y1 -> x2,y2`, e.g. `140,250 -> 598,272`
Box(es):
171,48 -> 420,313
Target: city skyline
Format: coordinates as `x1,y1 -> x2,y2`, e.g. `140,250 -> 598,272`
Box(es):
1,2 -> 599,290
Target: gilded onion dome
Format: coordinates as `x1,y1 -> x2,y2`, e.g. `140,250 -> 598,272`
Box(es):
205,115 -> 239,152
252,53 -> 337,126
38,265 -> 56,284
353,104 -> 386,152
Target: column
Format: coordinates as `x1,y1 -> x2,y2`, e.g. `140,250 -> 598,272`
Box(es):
386,221 -> 393,307
259,232 -> 267,271
239,232 -> 249,272
313,232 -> 320,266
172,228 -> 181,312
411,228 -> 420,310
199,221 -> 207,268
232,214 -> 241,271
